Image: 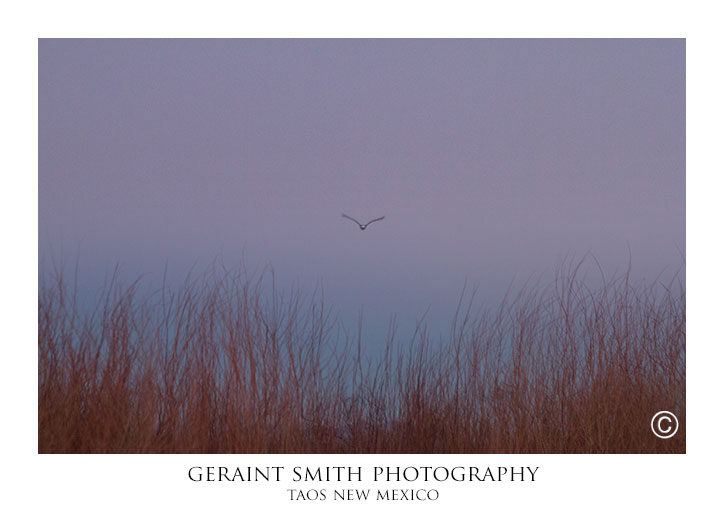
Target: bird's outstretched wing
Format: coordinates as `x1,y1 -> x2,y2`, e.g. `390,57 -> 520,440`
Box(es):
365,216 -> 385,226
342,213 -> 363,226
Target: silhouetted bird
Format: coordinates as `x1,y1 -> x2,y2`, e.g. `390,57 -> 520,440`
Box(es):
342,213 -> 385,231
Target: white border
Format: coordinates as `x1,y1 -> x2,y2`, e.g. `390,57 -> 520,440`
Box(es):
4,1 -> 724,515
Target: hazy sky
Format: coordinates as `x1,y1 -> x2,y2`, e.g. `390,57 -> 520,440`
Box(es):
39,39 -> 685,343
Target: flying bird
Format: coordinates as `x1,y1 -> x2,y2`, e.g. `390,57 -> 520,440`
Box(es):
342,213 -> 385,231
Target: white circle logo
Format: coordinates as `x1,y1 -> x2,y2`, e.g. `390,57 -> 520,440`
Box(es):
651,411 -> 679,439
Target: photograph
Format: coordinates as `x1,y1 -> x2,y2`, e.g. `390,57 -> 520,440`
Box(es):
38,38 -> 685,454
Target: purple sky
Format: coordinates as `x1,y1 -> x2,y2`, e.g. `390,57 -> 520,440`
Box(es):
39,39 -> 685,343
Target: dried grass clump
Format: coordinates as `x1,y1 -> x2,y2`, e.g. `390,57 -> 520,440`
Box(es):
39,259 -> 685,453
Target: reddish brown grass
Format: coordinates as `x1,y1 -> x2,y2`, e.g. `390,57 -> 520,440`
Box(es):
38,259 -> 685,453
